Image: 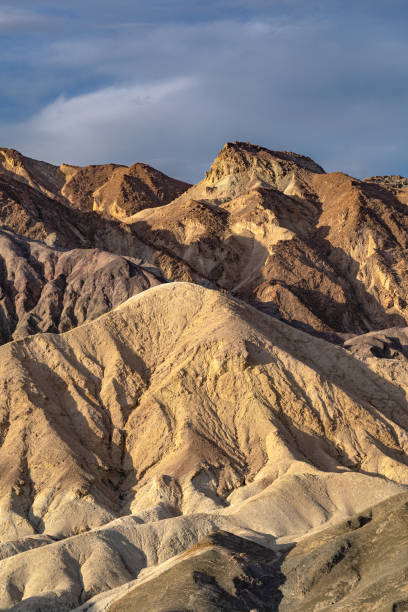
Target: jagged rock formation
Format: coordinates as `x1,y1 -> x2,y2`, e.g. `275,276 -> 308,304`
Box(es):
2,142 -> 408,340
123,142 -> 408,338
0,143 -> 408,610
365,174 -> 408,206
0,148 -> 190,220
365,174 -> 408,190
0,167 -> 204,313
0,167 -> 144,253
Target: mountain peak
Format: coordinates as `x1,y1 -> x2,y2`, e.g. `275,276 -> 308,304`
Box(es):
204,141 -> 324,194
1,140 -> 408,610
167,141 -> 325,206
208,141 -> 325,178
0,147 -> 191,219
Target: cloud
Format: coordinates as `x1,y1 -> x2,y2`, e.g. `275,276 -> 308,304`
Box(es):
2,76 -> 201,175
0,6 -> 51,30
1,7 -> 408,181
33,77 -> 195,128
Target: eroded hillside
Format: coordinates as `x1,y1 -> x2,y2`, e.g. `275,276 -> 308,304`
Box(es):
0,283 -> 407,609
0,143 -> 407,610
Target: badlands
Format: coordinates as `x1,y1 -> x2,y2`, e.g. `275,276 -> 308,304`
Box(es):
0,143 -> 407,610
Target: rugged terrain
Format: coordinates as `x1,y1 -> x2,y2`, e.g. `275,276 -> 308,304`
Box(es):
3,142 -> 408,341
0,143 -> 407,610
0,229 -> 164,344
0,148 -> 190,219
126,142 -> 408,338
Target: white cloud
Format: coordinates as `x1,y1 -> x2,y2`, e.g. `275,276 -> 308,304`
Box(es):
1,11 -> 408,181
2,77 -> 200,175
33,77 -> 195,129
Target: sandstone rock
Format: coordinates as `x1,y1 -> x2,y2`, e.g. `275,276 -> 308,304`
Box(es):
1,143 -> 408,610
79,494 -> 408,612
124,143 -> 408,336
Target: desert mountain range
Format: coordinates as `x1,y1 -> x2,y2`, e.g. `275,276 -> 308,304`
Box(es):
0,142 -> 408,610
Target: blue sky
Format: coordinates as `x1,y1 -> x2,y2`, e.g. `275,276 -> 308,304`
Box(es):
1,1 -> 407,181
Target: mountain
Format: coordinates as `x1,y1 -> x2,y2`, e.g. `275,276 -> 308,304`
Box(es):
0,148 -> 190,220
89,493 -> 408,612
3,142 -> 408,340
0,228 -> 162,344
123,142 -> 408,339
365,174 -> 408,205
0,282 -> 407,610
0,143 -> 407,609
0,162 -> 203,317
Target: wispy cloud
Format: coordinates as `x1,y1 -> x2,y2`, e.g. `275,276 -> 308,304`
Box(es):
0,6 -> 51,30
1,3 -> 408,181
34,77 -> 195,127
2,77 -> 199,175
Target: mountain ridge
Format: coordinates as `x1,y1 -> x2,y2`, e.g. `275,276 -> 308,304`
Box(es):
0,142 -> 408,609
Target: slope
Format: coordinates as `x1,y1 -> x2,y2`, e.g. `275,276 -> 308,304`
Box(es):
0,282 -> 407,609
0,148 -> 190,220
124,142 -> 408,338
85,493 -> 408,612
0,228 -> 162,344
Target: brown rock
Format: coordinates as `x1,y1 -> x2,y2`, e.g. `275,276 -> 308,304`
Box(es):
0,148 -> 190,220
0,228 -> 162,344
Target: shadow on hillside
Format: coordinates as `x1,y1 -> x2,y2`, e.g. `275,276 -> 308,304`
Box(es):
14,337 -> 151,533
129,188 -> 407,337
1,530 -> 295,611
240,331 -> 408,479
2,529 -> 147,610
126,205 -> 408,479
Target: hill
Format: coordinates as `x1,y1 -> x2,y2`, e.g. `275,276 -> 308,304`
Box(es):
0,143 -> 408,609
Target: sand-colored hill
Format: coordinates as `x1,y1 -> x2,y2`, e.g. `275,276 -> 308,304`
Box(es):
2,142 -> 408,339
87,492 -> 408,612
0,168 -> 143,253
0,169 -> 204,304
0,282 -> 407,609
1,143 -> 408,609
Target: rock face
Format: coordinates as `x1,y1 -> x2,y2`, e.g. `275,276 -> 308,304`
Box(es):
2,142 -> 408,339
0,229 -> 162,344
97,493 -> 408,612
121,142 -> 408,338
0,165 -> 203,307
101,530 -> 285,612
365,174 -> 408,207
0,143 -> 408,610
0,148 -> 190,220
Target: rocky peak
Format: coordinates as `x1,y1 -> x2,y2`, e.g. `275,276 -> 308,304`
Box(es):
206,141 -> 325,184
0,148 -> 191,220
185,141 -> 326,204
364,175 -> 408,190
0,147 -> 63,198
91,162 -> 191,218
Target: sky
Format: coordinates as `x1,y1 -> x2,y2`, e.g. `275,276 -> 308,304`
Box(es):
0,0 -> 407,182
